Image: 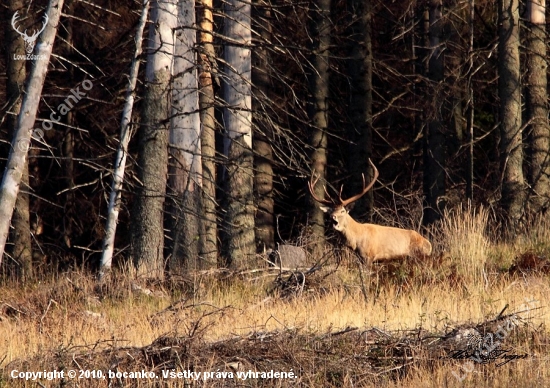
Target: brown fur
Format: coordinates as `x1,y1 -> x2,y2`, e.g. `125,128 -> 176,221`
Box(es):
311,159 -> 431,267
321,206 -> 432,267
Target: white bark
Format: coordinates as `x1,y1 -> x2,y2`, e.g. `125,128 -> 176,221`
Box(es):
171,0 -> 201,190
527,0 -> 545,24
169,0 -> 203,271
146,0 -> 177,80
99,0 -> 150,278
131,0 -> 177,279
0,0 -> 64,264
222,0 -> 252,151
221,0 -> 255,267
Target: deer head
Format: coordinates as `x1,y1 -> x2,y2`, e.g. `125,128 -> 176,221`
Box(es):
308,159 -> 379,231
11,11 -> 49,54
308,159 -> 432,266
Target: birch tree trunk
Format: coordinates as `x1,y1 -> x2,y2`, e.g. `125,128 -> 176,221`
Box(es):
100,0 -> 149,279
526,0 -> 550,214
0,0 -> 64,265
5,0 -> 32,279
222,0 -> 255,268
132,0 -> 176,279
169,0 -> 203,273
197,0 -> 218,266
308,0 -> 331,254
498,0 -> 525,232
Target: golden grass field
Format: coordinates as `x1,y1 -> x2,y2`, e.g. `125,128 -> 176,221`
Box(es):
1,205 -> 549,387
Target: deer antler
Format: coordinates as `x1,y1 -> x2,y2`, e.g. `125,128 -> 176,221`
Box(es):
308,172 -> 335,206
339,159 -> 379,207
309,159 -> 379,208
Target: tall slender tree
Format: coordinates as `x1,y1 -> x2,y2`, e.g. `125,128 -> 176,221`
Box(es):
197,0 -> 218,267
221,0 -> 255,268
346,0 -> 374,221
466,0 -> 475,202
0,0 -> 64,265
4,0 -> 31,279
132,0 -> 176,278
423,0 -> 446,225
62,0 -> 76,250
498,0 -> 525,231
308,0 -> 331,253
100,0 -> 149,279
169,0 -> 203,272
253,0 -> 275,251
525,0 -> 550,215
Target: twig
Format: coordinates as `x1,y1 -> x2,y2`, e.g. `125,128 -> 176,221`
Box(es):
39,299 -> 59,329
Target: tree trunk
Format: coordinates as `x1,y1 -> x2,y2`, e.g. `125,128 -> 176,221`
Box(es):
498,0 -> 525,231
222,0 -> 256,268
347,0 -> 373,221
5,0 -> 32,280
466,0 -> 475,202
197,0 -> 218,267
100,0 -> 149,279
253,0 -> 275,251
169,0 -> 203,273
526,0 -> 550,214
308,0 -> 331,254
132,0 -> 176,279
62,0 -> 75,250
0,0 -> 64,264
423,0 -> 446,225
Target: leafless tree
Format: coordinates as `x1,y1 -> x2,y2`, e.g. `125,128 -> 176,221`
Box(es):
498,0 -> 525,232
132,0 -> 176,279
525,0 -> 550,215
221,0 -> 256,268
0,0 -> 64,265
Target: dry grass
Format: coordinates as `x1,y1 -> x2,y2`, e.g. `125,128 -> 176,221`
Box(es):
437,204 -> 490,284
1,208 -> 549,387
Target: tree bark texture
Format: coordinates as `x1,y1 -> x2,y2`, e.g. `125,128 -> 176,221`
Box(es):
0,0 -> 64,264
222,0 -> 256,268
5,0 -> 32,279
253,0 -> 275,251
526,0 -> 550,215
498,0 -> 525,231
308,0 -> 331,254
132,0 -> 176,279
347,0 -> 374,222
197,0 -> 219,267
100,0 -> 149,278
169,0 -> 204,273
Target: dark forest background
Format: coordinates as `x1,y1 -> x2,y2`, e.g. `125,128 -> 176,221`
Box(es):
0,0 -> 548,280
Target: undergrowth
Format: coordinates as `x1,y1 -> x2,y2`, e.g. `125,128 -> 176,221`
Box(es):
0,206 -> 549,387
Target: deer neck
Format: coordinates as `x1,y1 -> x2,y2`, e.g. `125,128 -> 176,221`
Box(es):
339,214 -> 362,249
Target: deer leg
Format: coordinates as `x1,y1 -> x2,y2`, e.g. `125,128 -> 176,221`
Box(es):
366,256 -> 374,270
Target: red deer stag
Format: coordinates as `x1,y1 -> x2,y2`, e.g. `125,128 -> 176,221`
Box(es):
308,159 -> 432,267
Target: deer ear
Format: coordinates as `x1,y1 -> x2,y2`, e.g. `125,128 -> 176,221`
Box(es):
345,202 -> 355,212
319,206 -> 331,213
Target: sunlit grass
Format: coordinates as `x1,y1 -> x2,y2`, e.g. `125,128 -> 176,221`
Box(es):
438,204 -> 490,284
1,207 -> 549,387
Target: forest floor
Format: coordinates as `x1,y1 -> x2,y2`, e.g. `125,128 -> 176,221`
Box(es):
1,207 -> 549,387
